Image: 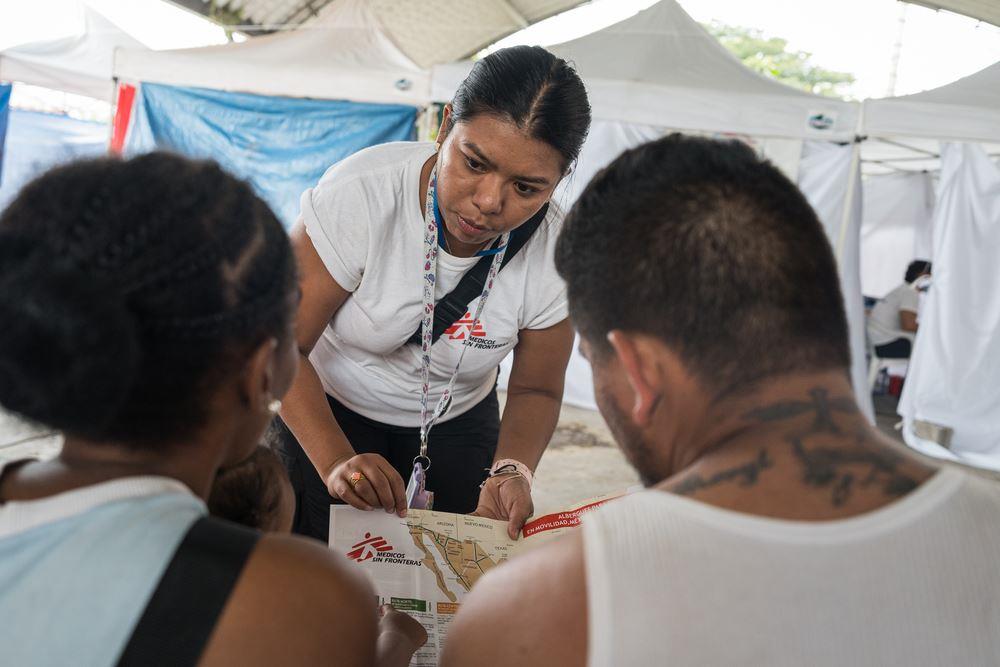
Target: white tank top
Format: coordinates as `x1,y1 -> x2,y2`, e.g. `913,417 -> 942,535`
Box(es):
583,467 -> 1000,666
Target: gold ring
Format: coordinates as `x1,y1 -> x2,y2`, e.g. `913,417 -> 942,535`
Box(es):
349,471 -> 365,487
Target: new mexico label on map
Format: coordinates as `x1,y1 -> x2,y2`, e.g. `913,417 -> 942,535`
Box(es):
329,494 -> 619,665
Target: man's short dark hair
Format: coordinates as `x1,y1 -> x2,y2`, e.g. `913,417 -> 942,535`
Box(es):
555,133 -> 850,400
905,260 -> 932,284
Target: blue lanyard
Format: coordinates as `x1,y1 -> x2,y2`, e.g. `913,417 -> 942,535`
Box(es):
432,184 -> 507,257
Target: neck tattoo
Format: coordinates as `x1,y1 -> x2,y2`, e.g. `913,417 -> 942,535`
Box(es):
671,387 -> 921,508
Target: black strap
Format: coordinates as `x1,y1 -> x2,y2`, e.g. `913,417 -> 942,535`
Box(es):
116,517 -> 260,667
404,203 -> 549,347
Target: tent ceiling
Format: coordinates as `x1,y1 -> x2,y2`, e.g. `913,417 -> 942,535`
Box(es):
167,0 -> 588,67
903,0 -> 1000,27
433,0 -> 860,140
0,6 -> 147,100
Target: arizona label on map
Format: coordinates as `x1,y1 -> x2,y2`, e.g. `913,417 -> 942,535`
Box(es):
329,494 -> 620,665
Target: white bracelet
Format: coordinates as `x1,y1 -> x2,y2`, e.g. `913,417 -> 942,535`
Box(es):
488,458 -> 534,487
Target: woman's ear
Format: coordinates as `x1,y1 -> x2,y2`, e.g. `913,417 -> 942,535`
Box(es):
241,337 -> 279,413
436,104 -> 453,146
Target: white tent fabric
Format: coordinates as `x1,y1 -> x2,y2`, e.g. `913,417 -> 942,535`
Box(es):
0,7 -> 147,100
113,0 -> 429,106
433,0 -> 858,141
899,143 -> 1000,470
797,141 -> 874,422
860,172 -> 935,298
864,61 -> 1000,143
902,0 -> 1000,27
556,119 -> 666,207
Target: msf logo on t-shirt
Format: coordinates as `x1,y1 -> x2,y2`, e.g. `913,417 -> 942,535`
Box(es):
347,533 -> 394,562
444,312 -> 486,340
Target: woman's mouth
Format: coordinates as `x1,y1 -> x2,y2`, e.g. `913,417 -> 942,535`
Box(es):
457,215 -> 489,237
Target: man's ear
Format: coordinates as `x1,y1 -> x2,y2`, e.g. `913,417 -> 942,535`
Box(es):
241,337 -> 279,412
607,330 -> 663,428
436,104 -> 453,146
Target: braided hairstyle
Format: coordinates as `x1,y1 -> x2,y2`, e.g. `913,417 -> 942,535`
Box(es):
0,152 -> 296,446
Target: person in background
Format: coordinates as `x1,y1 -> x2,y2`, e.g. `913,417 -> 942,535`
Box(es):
441,135 -> 1000,666
209,443 -> 296,533
0,153 -> 424,666
867,259 -> 932,359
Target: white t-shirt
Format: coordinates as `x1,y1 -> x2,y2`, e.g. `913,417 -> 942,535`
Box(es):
583,467 -> 1000,666
300,141 -> 568,427
867,282 -> 920,346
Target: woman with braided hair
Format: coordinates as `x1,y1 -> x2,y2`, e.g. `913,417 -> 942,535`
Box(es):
276,45 -> 591,542
0,153 -> 425,666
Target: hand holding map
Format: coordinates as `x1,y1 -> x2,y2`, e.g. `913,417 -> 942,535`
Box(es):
330,493 -> 621,665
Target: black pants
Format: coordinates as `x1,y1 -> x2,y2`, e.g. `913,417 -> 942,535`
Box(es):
272,391 -> 500,543
875,337 -> 912,359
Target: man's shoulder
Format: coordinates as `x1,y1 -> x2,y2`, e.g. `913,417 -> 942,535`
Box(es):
441,531 -> 587,667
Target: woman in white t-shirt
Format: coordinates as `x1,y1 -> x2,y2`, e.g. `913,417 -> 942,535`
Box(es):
274,46 -> 592,542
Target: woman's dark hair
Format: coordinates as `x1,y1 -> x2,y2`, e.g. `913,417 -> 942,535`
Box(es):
905,260 -> 931,284
0,152 -> 296,446
208,444 -> 290,531
450,45 -> 591,171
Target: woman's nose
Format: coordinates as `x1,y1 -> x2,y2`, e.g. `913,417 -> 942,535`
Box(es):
473,176 -> 503,216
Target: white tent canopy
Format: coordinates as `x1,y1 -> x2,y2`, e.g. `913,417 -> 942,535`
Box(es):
0,6 -> 147,101
864,60 -> 1000,144
433,0 -> 858,141
114,0 -> 429,106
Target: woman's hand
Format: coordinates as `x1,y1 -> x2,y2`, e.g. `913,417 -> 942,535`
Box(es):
473,474 -> 533,540
376,604 -> 427,667
327,454 -> 408,516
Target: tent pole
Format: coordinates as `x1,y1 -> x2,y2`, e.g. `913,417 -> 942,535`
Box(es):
835,107 -> 865,261
107,75 -> 118,154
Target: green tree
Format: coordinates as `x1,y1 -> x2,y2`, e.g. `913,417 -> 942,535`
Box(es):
704,21 -> 855,98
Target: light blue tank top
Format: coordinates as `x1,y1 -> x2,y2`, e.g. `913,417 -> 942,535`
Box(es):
0,465 -> 206,667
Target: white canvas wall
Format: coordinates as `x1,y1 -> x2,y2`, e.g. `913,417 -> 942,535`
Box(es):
899,142 -> 1000,470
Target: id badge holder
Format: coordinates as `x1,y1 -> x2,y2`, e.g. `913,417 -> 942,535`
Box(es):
405,455 -> 434,510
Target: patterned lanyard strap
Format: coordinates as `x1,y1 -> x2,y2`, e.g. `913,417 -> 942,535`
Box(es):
417,163 -> 510,472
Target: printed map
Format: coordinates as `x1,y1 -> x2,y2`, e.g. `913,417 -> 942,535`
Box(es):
407,517 -> 510,601
330,493 -> 621,665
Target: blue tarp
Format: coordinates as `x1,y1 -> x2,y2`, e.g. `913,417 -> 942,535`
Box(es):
126,83 -> 417,226
0,108 -> 109,212
0,84 -> 11,186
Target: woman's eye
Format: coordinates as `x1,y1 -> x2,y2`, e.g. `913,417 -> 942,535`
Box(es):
514,182 -> 538,195
465,157 -> 485,172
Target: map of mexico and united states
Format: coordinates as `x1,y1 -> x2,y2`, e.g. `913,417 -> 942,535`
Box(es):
333,494 -> 619,604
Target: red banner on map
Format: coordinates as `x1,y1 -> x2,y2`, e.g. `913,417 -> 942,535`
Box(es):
521,497 -> 618,538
